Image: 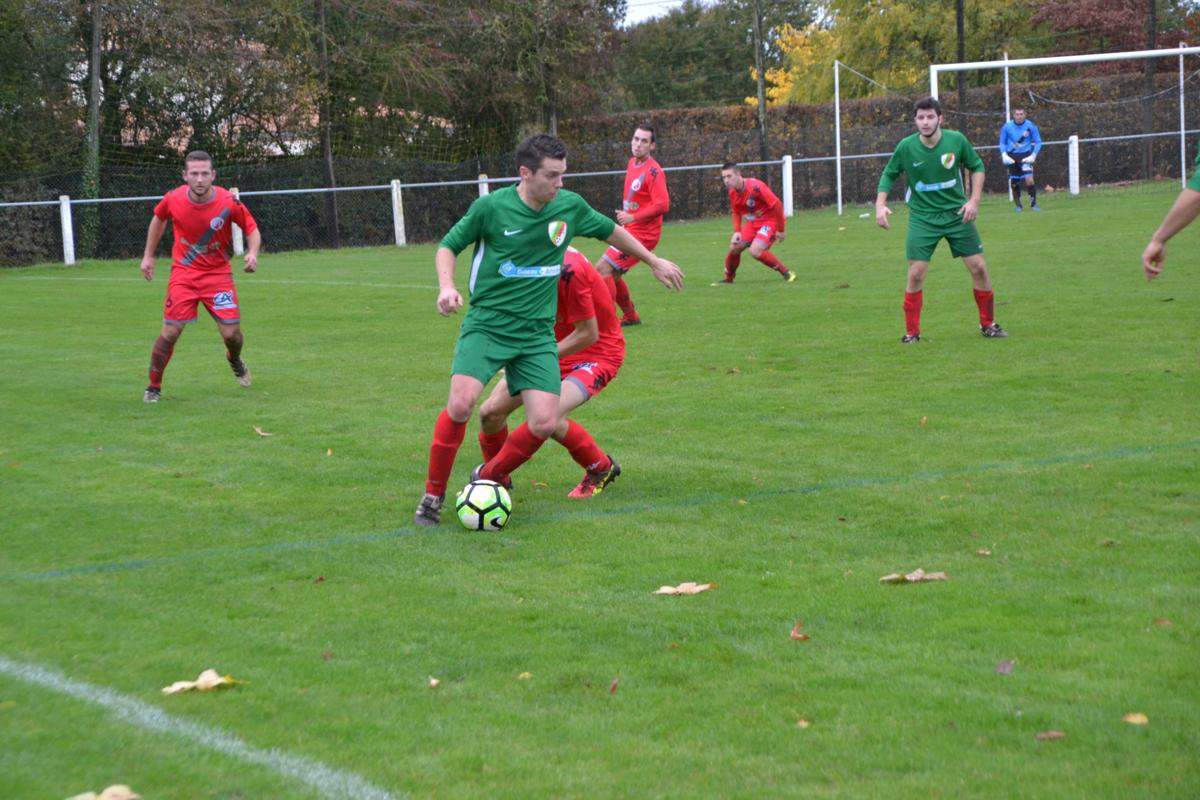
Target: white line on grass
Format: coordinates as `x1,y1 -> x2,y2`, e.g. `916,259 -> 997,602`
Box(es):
6,275 -> 433,291
0,656 -> 398,800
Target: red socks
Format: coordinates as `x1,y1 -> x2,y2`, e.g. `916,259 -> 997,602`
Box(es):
614,276 -> 637,321
478,427 -> 508,463
903,291 -> 923,337
555,420 -> 609,473
603,273 -> 617,300
481,423 -> 547,482
148,335 -> 176,389
724,251 -> 741,280
755,251 -> 788,275
973,289 -> 995,328
425,409 -> 467,497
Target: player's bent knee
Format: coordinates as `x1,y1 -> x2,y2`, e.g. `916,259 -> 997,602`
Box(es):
527,418 -> 557,440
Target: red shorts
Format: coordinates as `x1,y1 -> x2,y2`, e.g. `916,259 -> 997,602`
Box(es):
602,229 -> 660,274
164,269 -> 240,325
738,221 -> 780,249
560,359 -> 621,399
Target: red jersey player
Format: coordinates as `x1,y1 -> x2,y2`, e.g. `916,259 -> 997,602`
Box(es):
597,124 -> 670,326
719,162 -> 795,284
138,150 -> 262,403
476,247 -> 623,498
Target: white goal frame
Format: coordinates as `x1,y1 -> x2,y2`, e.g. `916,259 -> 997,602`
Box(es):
931,44 -> 1200,191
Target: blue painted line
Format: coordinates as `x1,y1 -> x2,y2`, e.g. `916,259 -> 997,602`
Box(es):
6,439 -> 1196,582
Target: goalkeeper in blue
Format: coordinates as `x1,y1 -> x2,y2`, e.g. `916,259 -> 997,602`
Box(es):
999,107 -> 1042,211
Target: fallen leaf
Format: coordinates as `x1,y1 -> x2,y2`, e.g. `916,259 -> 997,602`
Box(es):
609,678 -> 619,694
1152,618 -> 1172,627
516,672 -> 532,680
835,282 -> 850,289
654,582 -> 716,595
789,621 -> 810,642
313,576 -> 325,584
326,448 -> 333,456
995,659 -> 1015,675
667,642 -> 681,649
1123,712 -> 1149,725
879,569 -> 948,584
977,549 -> 992,557
1082,463 -> 1092,469
737,499 -> 748,506
161,669 -> 244,695
531,481 -> 549,489
320,651 -> 334,662
67,787 -> 142,800
1099,538 -> 1118,547
796,718 -> 811,729
837,516 -> 847,522
837,226 -> 847,231
253,426 -> 273,437
1036,730 -> 1066,741
919,416 -> 928,427
428,676 -> 440,688
727,367 -> 741,374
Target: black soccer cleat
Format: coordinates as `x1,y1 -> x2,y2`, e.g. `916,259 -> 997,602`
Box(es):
469,463 -> 513,491
980,323 -> 1009,339
414,493 -> 444,526
900,334 -> 921,344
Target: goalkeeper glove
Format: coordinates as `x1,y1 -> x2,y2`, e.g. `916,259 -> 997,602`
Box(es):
1022,154 -> 1036,164
1001,153 -> 1015,165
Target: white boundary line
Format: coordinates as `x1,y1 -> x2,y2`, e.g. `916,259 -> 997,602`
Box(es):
4,275 -> 434,291
0,656 -> 398,800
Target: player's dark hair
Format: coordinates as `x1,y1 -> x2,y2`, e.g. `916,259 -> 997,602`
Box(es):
721,162 -> 740,172
914,97 -> 942,116
635,123 -> 656,143
184,150 -> 213,168
515,134 -> 568,174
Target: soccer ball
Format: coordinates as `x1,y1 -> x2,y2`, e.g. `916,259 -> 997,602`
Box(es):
455,479 -> 512,531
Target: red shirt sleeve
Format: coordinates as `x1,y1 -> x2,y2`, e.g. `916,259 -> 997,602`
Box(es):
153,193 -> 172,221
728,189 -> 741,230
761,183 -> 785,231
632,167 -> 669,222
232,197 -> 258,235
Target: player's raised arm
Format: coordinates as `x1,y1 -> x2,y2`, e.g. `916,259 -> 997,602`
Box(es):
605,225 -> 683,290
140,215 -> 168,281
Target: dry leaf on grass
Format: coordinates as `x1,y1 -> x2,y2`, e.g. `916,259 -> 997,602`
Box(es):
161,669 -> 243,695
326,448 -> 333,456
796,718 -> 811,729
919,416 -> 928,427
609,678 -> 619,694
1122,712 -> 1149,726
977,548 -> 992,557
789,621 -> 810,642
654,582 -> 716,595
253,426 -> 273,437
879,569 -> 948,584
531,481 -> 549,489
995,659 -> 1015,675
1035,730 -> 1066,741
1152,618 -> 1172,627
313,575 -> 326,584
516,672 -> 532,680
320,652 -> 334,662
428,676 -> 441,688
66,786 -> 141,800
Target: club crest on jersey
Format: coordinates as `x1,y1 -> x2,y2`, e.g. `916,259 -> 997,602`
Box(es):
547,220 -> 568,247
210,216 -> 226,231
746,197 -> 756,208
631,177 -> 643,193
212,291 -> 236,310
940,153 -> 956,169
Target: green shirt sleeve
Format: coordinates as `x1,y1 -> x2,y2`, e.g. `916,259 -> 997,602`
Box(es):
1189,149 -> 1200,192
960,133 -> 985,173
439,194 -> 491,255
572,195 -> 616,241
878,145 -> 905,194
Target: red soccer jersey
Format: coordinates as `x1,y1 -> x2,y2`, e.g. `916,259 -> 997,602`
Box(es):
728,177 -> 784,232
153,185 -> 258,273
555,248 -> 625,367
621,156 -> 669,239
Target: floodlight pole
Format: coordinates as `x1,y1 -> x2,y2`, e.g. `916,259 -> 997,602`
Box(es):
834,60 -> 843,215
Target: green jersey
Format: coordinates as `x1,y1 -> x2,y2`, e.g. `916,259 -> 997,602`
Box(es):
1188,149 -> 1200,192
878,129 -> 985,226
440,186 -> 615,324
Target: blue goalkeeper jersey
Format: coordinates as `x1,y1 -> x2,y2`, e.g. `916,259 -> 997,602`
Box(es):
999,120 -> 1042,157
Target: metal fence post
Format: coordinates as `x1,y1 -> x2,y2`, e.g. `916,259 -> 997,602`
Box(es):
478,173 -> 490,197
59,195 -> 75,265
781,155 -> 794,217
231,187 -> 244,255
1068,135 -> 1080,195
391,179 -> 406,246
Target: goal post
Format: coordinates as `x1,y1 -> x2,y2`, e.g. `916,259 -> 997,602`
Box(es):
931,44 -> 1200,190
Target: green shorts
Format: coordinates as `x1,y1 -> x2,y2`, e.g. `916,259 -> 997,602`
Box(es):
905,217 -> 984,262
450,307 -> 560,395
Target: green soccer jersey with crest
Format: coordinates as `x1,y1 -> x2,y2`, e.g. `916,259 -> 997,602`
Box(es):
440,186 -> 615,326
878,129 -> 985,227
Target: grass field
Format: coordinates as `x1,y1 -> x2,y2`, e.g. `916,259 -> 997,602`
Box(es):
1,183 -> 1197,799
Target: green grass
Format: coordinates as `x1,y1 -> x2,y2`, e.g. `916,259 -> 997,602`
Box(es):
1,182 -> 1197,799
